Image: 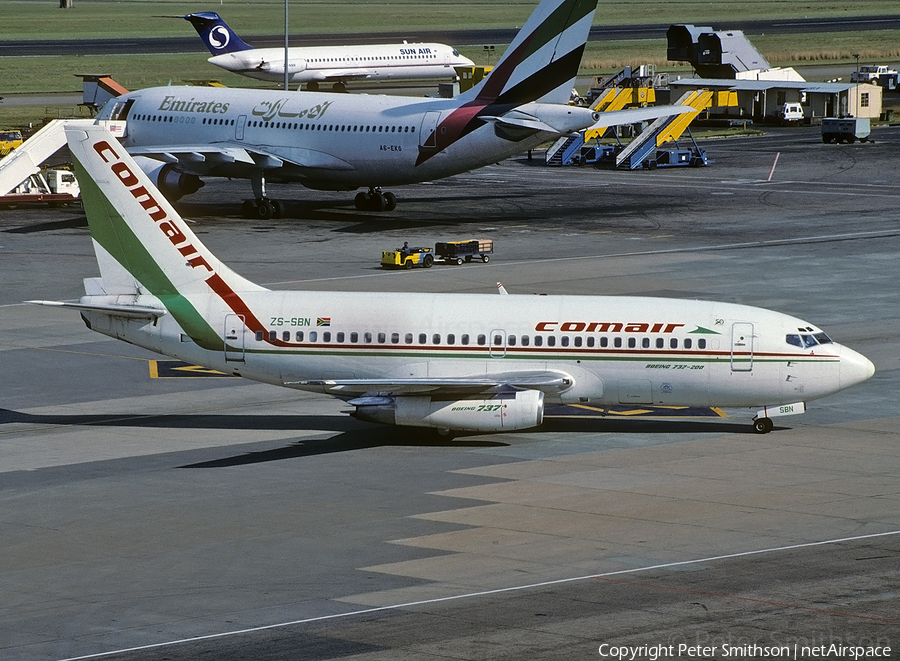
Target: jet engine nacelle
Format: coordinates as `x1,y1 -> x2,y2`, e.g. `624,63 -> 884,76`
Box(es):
133,156 -> 204,201
353,390 -> 545,432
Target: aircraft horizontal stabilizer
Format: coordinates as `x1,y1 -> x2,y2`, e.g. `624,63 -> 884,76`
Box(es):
590,104 -> 695,130
27,300 -> 166,318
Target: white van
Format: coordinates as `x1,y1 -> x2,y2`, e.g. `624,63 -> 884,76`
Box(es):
780,103 -> 804,122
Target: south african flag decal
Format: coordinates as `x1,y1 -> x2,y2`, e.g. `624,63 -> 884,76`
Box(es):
317,318 -> 331,327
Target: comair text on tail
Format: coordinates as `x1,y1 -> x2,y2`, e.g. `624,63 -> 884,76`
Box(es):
29,123 -> 874,436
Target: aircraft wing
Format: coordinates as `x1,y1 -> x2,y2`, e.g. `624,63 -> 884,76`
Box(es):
589,104 -> 695,129
290,370 -> 573,397
309,69 -> 378,83
126,144 -> 356,172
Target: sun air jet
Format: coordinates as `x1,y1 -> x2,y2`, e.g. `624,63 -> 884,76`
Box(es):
31,122 -> 874,436
175,11 -> 475,92
98,0 -> 691,218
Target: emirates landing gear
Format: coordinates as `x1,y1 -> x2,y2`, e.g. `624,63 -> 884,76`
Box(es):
243,171 -> 283,219
354,187 -> 397,212
242,198 -> 284,219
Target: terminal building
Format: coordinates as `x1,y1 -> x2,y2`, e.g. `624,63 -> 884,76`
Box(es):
665,24 -> 883,123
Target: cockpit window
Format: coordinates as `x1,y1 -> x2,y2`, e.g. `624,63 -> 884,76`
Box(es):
786,332 -> 832,348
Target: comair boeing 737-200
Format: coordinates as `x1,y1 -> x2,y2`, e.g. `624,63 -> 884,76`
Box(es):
97,0 -> 691,218
175,11 -> 475,92
29,122 -> 874,436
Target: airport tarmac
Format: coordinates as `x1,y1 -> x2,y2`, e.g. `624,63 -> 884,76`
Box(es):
1,124 -> 899,660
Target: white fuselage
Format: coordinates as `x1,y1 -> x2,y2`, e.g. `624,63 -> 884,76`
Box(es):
100,86 -> 596,191
208,43 -> 474,84
82,290 -> 874,410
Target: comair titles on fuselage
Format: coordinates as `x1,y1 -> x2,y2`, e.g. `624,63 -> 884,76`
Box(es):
155,95 -> 333,123
535,321 -> 694,334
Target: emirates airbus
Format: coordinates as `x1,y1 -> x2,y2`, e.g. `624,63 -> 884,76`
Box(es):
98,0 -> 691,218
30,122 -> 875,436
177,11 -> 474,92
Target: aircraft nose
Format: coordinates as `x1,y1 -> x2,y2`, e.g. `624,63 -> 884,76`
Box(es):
839,344 -> 875,390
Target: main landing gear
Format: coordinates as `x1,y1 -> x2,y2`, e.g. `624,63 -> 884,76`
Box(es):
243,171 -> 284,219
355,187 -> 397,212
242,198 -> 284,219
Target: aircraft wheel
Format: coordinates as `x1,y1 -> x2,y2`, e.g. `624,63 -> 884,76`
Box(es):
354,192 -> 368,210
370,192 -> 387,212
753,418 -> 774,434
333,82 -> 347,93
242,199 -> 255,218
306,81 -> 319,91
271,199 -> 285,218
383,191 -> 397,211
254,199 -> 275,219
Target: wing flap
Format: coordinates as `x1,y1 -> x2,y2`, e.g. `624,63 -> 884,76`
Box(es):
127,144 -> 355,171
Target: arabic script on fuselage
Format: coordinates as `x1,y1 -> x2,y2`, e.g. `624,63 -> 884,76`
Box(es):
251,99 -> 333,123
155,96 -> 332,123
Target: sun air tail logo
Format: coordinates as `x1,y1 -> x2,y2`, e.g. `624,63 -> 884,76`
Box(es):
92,140 -> 213,276
209,26 -> 230,50
535,321 -> 687,333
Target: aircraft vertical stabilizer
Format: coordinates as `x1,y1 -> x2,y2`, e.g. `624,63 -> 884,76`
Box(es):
66,124 -> 266,301
459,0 -> 598,105
181,12 -> 255,55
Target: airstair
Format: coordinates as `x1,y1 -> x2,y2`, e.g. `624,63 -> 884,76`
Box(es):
545,134 -> 585,166
0,119 -> 92,196
614,90 -> 712,169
